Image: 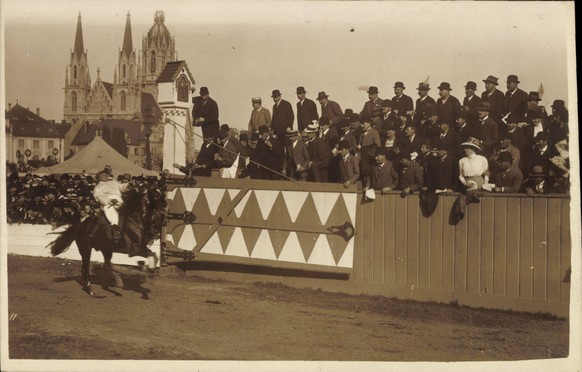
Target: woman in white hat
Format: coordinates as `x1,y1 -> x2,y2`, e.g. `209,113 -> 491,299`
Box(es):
458,137 -> 489,191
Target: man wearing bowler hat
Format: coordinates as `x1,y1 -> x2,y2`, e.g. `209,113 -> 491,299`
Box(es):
547,99 -> 569,146
368,147 -> 398,192
391,81 -> 414,117
475,102 -> 499,157
504,74 -> 528,121
271,89 -> 295,137
192,86 -> 220,139
436,82 -> 462,126
248,97 -> 271,134
296,86 -> 319,132
481,75 -> 505,125
491,151 -> 523,193
524,91 -> 548,125
317,91 -> 344,127
414,82 -> 437,126
360,86 -> 383,119
284,129 -> 310,181
462,81 -> 483,127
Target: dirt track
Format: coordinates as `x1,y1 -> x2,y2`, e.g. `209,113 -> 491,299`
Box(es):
7,254 -> 569,361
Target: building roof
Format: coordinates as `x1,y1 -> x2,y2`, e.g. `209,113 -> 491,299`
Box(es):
74,13 -> 84,57
141,92 -> 163,123
6,104 -> 64,139
156,60 -> 195,84
122,12 -> 133,57
71,118 -> 143,146
102,81 -> 114,99
54,123 -> 72,137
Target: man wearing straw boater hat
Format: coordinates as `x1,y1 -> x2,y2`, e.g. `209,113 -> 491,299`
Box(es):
304,123 -> 331,182
436,82 -> 462,127
480,75 -> 505,125
296,86 -> 319,132
248,97 -> 271,134
504,74 -> 528,121
414,82 -> 437,126
458,137 -> 489,191
360,86 -> 383,119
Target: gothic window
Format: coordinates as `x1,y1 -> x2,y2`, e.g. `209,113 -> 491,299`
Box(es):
73,65 -> 78,79
71,91 -> 78,112
177,75 -> 189,102
150,51 -> 156,73
130,65 -> 134,78
123,64 -> 127,78
120,91 -> 126,111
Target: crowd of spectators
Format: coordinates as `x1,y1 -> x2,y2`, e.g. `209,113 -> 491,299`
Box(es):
184,76 -> 571,197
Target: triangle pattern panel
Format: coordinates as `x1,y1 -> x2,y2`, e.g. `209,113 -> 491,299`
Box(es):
254,190 -> 280,220
217,226 -> 237,253
227,189 -> 241,202
191,224 -> 215,251
268,229 -> 290,259
165,233 -> 175,246
307,234 -> 337,266
167,188 -> 185,214
169,224 -> 185,250
296,231 -> 319,262
177,225 -> 196,251
277,232 -> 306,264
233,190 -> 252,218
223,228 -> 250,258
324,195 -> 352,263
203,188 -> 226,216
341,192 -> 357,225
199,232 -> 224,255
192,188 -> 212,220
166,188 -> 178,201
337,238 -> 354,268
267,192 -> 293,229
180,187 -> 202,212
239,191 -> 263,222
281,191 -> 310,223
241,227 -> 262,256
310,192 -> 340,225
295,193 -> 322,231
250,230 -> 277,261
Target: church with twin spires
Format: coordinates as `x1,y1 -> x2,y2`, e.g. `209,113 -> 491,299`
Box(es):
63,11 -> 176,124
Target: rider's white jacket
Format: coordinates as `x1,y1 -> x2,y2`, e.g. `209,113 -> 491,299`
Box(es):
93,180 -> 129,207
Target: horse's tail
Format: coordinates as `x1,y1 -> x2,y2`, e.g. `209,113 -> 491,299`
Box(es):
47,224 -> 79,256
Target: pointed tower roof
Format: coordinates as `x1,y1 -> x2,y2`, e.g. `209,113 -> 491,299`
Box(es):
122,12 -> 133,57
74,12 -> 84,56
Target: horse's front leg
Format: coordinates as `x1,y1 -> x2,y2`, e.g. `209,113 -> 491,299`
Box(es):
103,249 -> 124,289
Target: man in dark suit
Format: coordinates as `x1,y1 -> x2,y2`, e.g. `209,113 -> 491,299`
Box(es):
491,150 -> 524,193
436,82 -> 462,126
271,89 -> 295,136
192,86 -> 220,139
284,130 -> 310,181
358,117 -> 381,186
392,81 -> 414,117
400,123 -> 425,160
455,111 -> 476,159
421,106 -> 441,141
296,86 -> 318,132
504,75 -> 528,121
480,75 -> 505,125
475,102 -> 500,157
424,148 -> 458,192
338,140 -> 360,187
369,147 -> 398,192
360,86 -> 383,119
524,91 -> 548,126
304,123 -> 332,182
317,91 -> 344,126
414,82 -> 437,126
398,153 -> 424,195
529,131 -> 559,174
214,128 -> 239,170
433,122 -> 459,155
462,81 -> 483,127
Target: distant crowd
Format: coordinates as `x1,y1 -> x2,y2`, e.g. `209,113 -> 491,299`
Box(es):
185,76 -> 570,195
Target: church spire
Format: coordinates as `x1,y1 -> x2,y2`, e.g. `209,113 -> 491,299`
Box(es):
74,12 -> 84,56
122,12 -> 133,57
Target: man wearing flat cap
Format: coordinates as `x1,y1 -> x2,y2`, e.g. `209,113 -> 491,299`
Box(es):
462,81 -> 483,128
192,86 -> 220,140
248,97 -> 271,134
271,89 -> 295,137
414,82 -> 437,127
436,82 -> 462,127
391,82 -> 414,117
481,75 -> 505,125
317,91 -> 344,127
360,86 -> 383,119
296,87 -> 319,133
504,75 -> 528,121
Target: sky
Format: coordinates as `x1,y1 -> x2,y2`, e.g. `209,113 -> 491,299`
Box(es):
1,0 -> 577,131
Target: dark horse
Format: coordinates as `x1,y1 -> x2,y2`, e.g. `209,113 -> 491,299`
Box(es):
48,186 -> 168,296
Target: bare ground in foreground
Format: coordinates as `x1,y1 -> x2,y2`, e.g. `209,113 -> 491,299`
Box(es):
6,254 -> 569,361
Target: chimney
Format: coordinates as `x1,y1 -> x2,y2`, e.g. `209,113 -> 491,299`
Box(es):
36,107 -> 40,116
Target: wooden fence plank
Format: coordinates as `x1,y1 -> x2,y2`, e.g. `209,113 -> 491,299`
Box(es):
560,199 -> 571,303
454,197 -> 468,292
362,197 -> 375,282
373,195 -> 385,283
384,195 -> 396,285
466,199 -> 481,293
480,197 -> 494,295
353,198 -> 364,281
429,197 -> 444,290
546,198 -> 562,302
519,198 -> 534,298
505,197 -> 521,297
493,197 -> 507,296
532,197 -> 548,300
418,201 -> 431,288
406,197 -> 420,286
394,196 -> 408,285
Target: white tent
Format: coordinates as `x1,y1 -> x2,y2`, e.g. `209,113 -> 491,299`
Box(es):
36,136 -> 158,176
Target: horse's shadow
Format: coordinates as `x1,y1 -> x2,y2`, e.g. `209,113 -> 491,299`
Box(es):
53,264 -> 154,299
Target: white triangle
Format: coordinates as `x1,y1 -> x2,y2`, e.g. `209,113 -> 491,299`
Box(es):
223,228 -> 250,258
227,188 -> 241,201
180,188 -> 202,211
250,230 -> 277,260
254,190 -> 280,220
307,234 -> 337,266
165,233 -> 175,246
337,239 -> 354,268
177,225 -> 196,251
310,192 -> 340,225
341,192 -> 357,225
233,190 -> 252,218
281,191 -> 310,223
199,232 -> 224,255
202,188 -> 226,216
277,232 -> 305,263
166,188 -> 177,201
